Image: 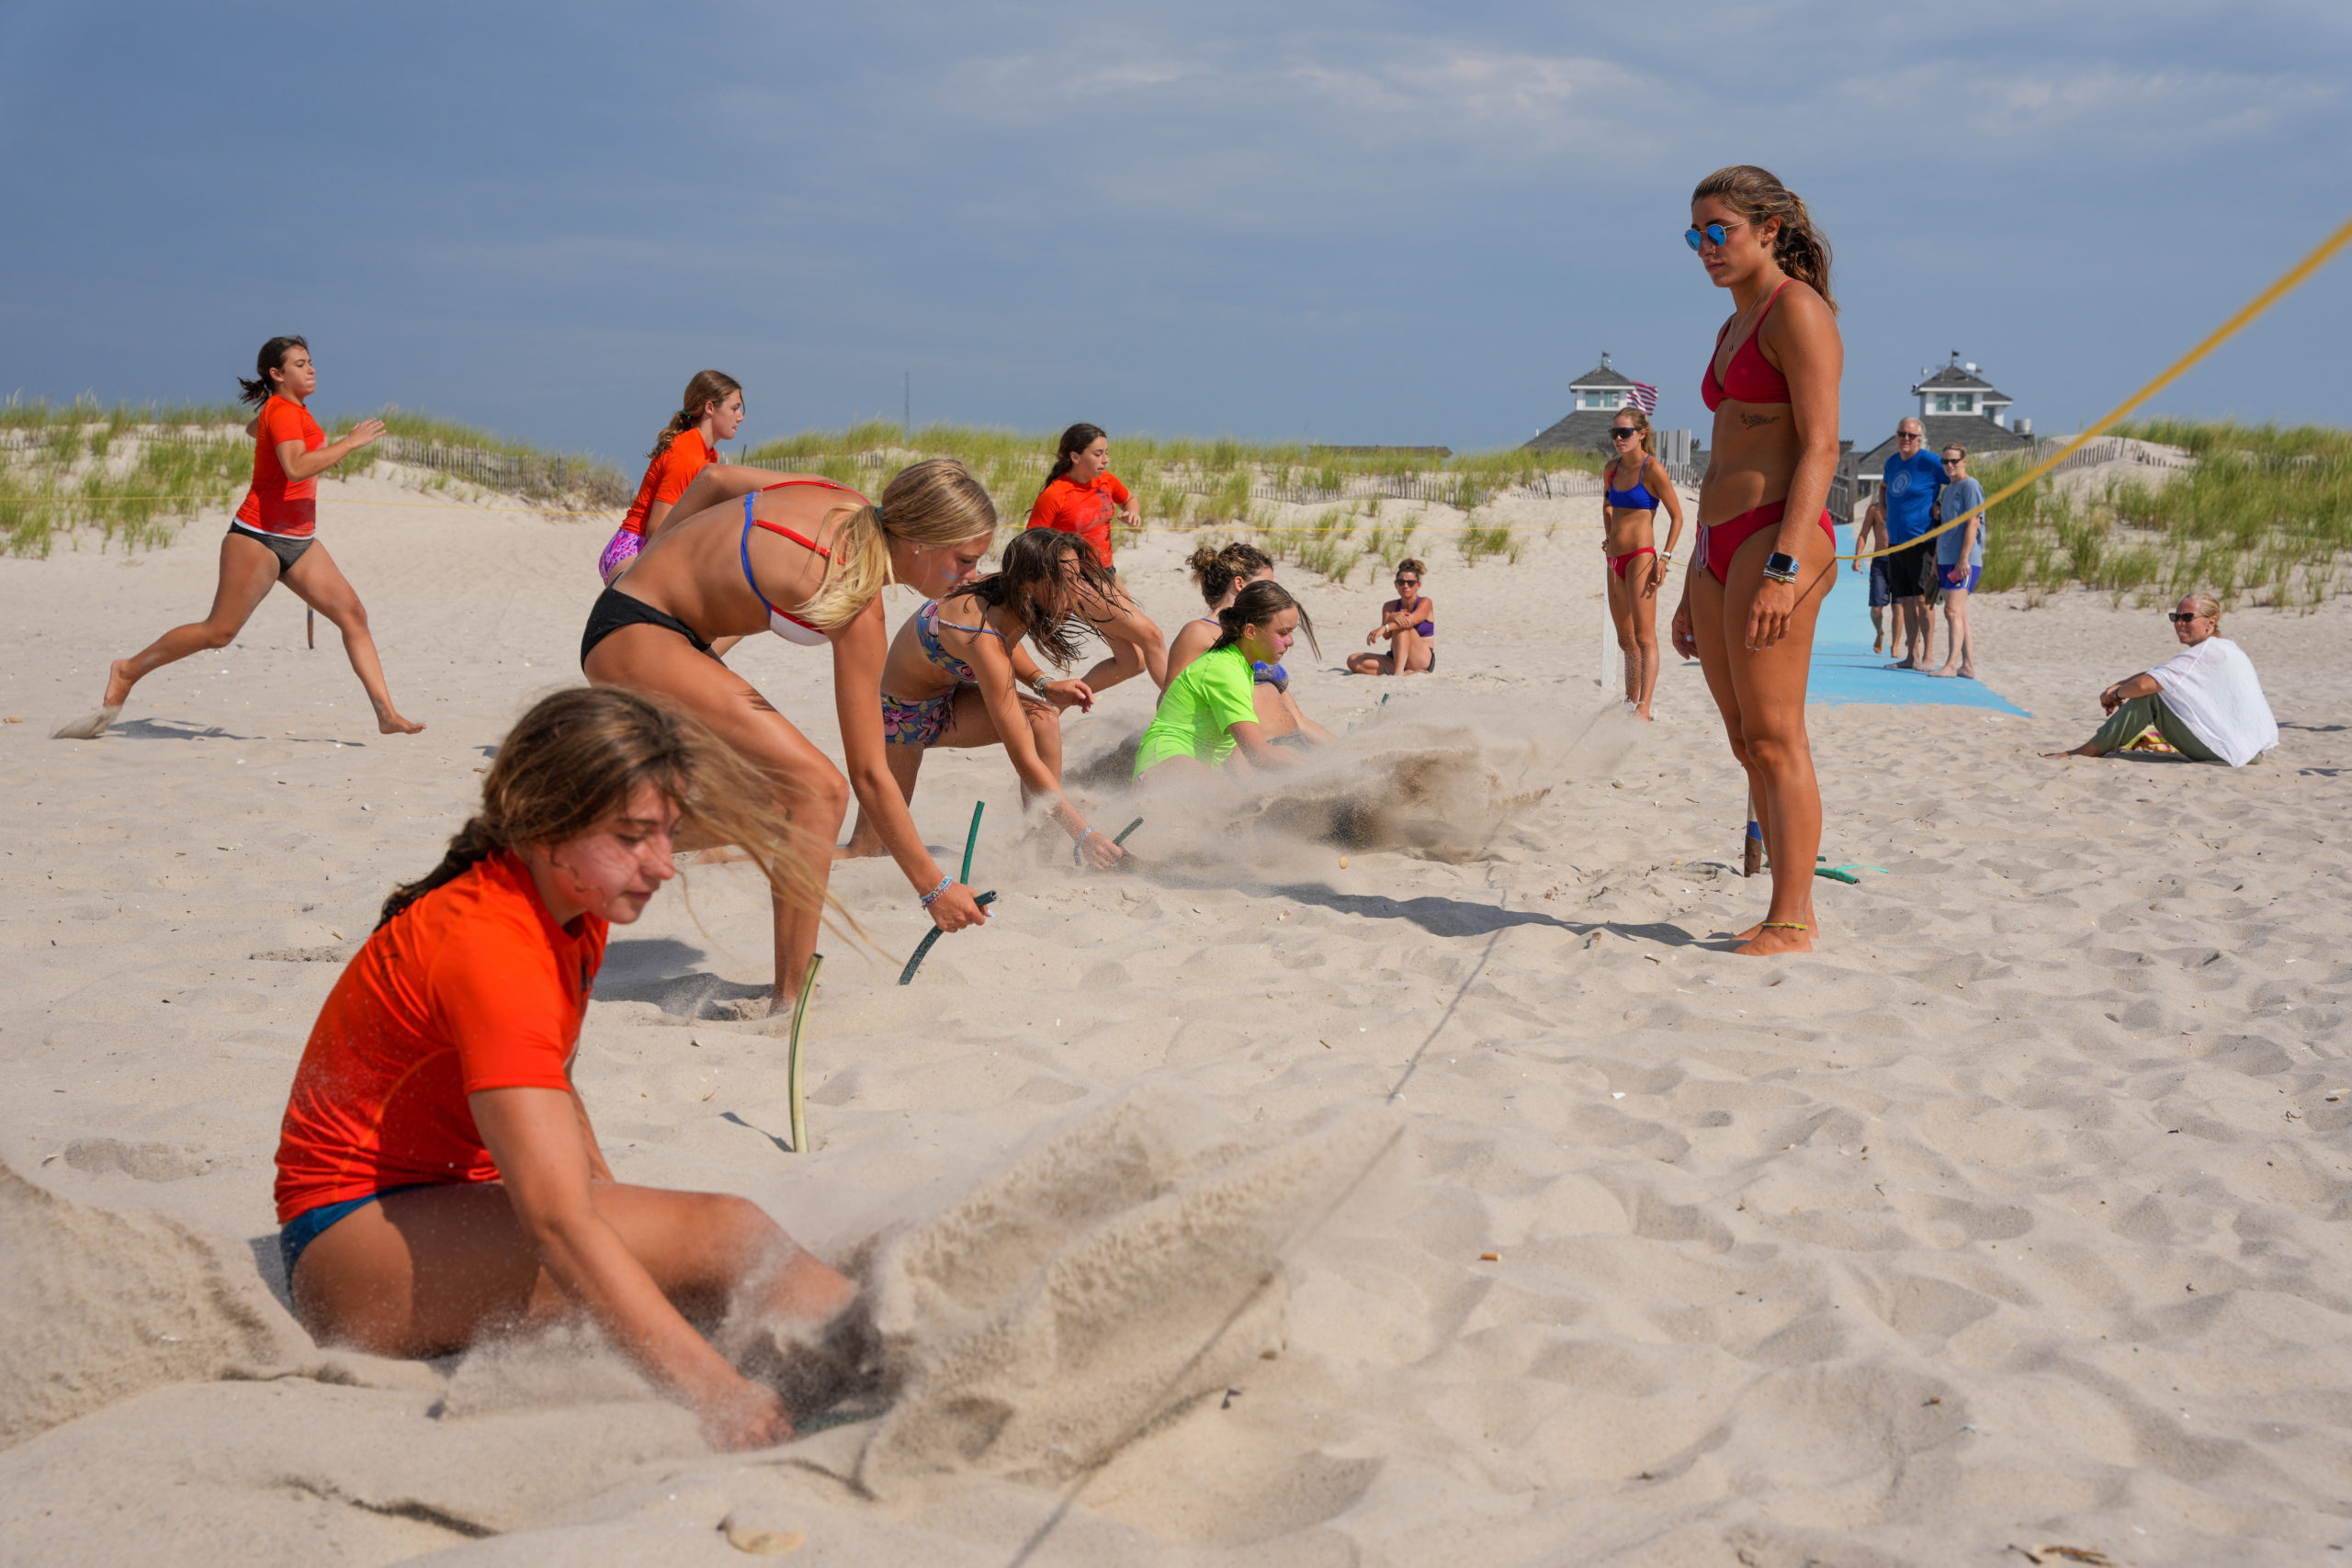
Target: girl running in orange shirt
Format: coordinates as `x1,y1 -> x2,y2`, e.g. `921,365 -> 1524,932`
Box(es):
1026,423 -> 1167,690
61,336 -> 422,739
275,687 -> 856,1450
579,459 -> 995,1013
598,370 -> 744,584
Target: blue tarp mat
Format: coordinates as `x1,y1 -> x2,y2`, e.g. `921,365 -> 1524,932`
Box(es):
1801,524 -> 2030,714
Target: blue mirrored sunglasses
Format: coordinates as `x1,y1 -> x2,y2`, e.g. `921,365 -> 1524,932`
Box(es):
1685,220 -> 1745,251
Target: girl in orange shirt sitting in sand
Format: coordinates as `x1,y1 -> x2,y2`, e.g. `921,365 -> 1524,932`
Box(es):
598,370 -> 744,583
1026,423 -> 1167,689
61,336 -> 422,739
275,687 -> 857,1450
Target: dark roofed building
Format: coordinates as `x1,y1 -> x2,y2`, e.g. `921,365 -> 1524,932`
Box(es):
1526,355 -> 1644,456
1850,352 -> 2035,503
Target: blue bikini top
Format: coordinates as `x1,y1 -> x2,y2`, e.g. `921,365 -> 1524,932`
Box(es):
1605,459 -> 1660,513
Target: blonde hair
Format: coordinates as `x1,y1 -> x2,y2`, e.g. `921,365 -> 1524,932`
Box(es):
650,369 -> 741,461
795,457 -> 998,632
2182,591 -> 2222,626
1692,164 -> 1836,313
379,687 -> 830,929
1611,407 -> 1656,459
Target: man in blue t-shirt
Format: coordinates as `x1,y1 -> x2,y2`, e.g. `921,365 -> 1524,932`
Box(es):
1880,418 -> 1947,669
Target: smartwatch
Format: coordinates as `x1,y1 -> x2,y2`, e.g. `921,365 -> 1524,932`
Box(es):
1760,552 -> 1800,583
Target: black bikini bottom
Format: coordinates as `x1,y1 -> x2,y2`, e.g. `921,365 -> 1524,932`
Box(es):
228,524 -> 313,572
581,585 -> 715,667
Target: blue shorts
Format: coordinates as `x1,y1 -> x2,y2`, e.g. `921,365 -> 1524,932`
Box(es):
1939,562 -> 1981,593
1867,557 -> 1893,608
277,1185 -> 435,1280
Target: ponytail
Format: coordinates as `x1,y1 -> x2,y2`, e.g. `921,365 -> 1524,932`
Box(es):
792,457 -> 996,631
238,335 -> 309,408
649,369 -> 742,462
1211,579 -> 1318,660
1043,422 -> 1107,491
379,818 -> 499,928
1691,164 -> 1837,314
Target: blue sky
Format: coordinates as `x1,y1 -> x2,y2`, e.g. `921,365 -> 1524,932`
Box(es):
3,2 -> 2346,463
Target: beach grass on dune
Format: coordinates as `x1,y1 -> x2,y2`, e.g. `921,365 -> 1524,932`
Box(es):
1979,418 -> 2352,609
741,423 -> 1591,582
0,397 -> 625,554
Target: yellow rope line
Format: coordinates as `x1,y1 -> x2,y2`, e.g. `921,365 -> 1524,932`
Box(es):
1841,211 -> 2352,562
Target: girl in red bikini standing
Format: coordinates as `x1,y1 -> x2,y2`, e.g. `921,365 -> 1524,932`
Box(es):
1668,165 -> 1842,956
579,459 -> 996,1013
1600,408 -> 1688,720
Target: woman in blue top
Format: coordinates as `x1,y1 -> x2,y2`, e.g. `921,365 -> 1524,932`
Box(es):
1929,445 -> 1985,680
1600,410 -> 1689,719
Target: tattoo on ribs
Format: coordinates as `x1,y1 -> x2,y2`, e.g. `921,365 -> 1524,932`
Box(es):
1737,412 -> 1781,429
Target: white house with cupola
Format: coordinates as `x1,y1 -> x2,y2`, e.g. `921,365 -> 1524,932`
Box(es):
1848,351 -> 2035,507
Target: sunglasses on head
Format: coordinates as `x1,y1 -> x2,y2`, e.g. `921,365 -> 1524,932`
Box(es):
1685,220 -> 1747,251
2168,611 -> 2205,623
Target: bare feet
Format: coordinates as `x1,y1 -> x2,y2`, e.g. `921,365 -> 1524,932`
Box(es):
1928,665 -> 1957,678
376,705 -> 426,735
103,659 -> 136,708
1736,923 -> 1813,956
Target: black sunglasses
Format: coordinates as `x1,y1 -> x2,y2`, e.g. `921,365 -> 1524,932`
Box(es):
1395,575 -> 1419,584
2168,612 -> 2205,623
1611,427 -> 1641,438
1941,457 -> 1963,466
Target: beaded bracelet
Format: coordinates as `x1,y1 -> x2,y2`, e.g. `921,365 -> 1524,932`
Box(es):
918,874 -> 952,908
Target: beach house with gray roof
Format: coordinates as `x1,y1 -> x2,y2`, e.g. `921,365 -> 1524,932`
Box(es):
1849,353 -> 2034,505
1526,355 -> 1642,454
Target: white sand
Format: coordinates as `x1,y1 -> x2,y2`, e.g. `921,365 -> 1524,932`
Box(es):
3,472 -> 2348,1565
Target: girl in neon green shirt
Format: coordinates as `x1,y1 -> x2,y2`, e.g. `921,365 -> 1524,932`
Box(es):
1135,581 -> 1317,781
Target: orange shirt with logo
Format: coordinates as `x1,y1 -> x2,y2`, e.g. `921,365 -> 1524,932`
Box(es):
1025,472 -> 1131,569
273,852 -> 608,1223
234,395 -> 327,537
619,429 -> 718,537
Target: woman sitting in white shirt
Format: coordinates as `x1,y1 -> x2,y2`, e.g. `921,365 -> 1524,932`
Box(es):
2046,592 -> 2278,766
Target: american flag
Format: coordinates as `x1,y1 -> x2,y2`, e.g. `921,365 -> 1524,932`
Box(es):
1624,380 -> 1659,415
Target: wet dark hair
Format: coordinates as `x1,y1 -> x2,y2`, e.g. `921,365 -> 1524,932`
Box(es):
1187,541 -> 1273,604
1044,423 -> 1108,489
947,527 -> 1112,670
237,336 -> 310,407
1211,579 -> 1317,660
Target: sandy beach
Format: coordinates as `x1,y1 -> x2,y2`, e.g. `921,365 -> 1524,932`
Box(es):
4,470 -> 2349,1566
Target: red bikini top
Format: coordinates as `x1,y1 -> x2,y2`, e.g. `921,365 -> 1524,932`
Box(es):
1702,280 -> 1792,411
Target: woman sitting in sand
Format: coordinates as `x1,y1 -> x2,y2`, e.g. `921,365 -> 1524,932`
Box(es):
580,459 -> 993,1013
1136,580 -> 1317,784
1168,541 -> 1336,747
597,369 -> 743,584
843,529 -> 1129,868
1348,559 -> 1434,675
1668,164 -> 1842,956
2044,593 -> 2278,766
1026,423 -> 1168,690
1600,411 -> 1688,719
62,335 -> 422,740
275,687 -> 854,1450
